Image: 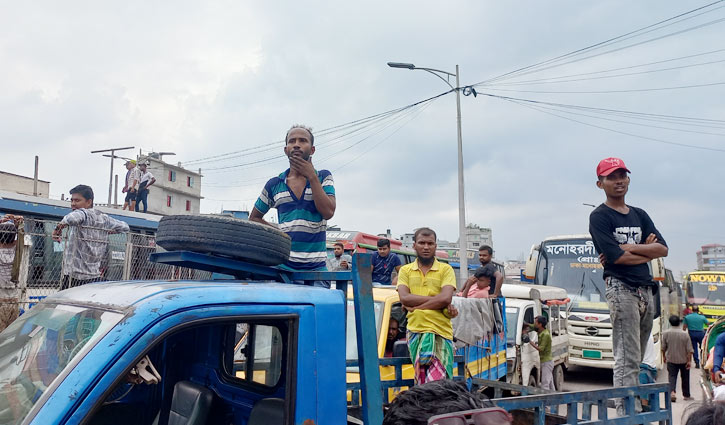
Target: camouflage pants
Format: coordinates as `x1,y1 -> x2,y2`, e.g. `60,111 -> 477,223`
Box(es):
0,298 -> 19,333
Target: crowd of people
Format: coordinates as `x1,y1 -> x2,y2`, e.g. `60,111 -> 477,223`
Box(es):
1,125 -> 723,422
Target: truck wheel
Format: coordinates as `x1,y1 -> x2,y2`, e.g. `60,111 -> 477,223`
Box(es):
156,215 -> 291,266
553,364 -> 565,391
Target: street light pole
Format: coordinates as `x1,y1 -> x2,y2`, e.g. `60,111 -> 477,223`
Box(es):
387,62 -> 469,286
453,65 -> 469,287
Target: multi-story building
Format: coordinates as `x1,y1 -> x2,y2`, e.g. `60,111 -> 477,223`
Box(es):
0,171 -> 50,198
697,244 -> 725,271
137,154 -> 202,215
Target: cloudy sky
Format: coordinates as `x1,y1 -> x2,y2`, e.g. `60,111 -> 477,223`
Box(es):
2,1 -> 724,276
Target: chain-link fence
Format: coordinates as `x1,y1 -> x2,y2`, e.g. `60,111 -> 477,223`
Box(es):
1,218 -> 212,316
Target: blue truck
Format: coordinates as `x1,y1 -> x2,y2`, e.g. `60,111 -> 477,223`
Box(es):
0,216 -> 673,425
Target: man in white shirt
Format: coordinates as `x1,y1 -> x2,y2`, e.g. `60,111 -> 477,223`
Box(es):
122,160 -> 142,211
135,162 -> 156,213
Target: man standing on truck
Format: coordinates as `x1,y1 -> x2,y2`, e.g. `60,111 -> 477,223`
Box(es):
683,305 -> 709,368
464,245 -> 503,297
250,125 -> 336,287
589,157 -> 668,416
528,315 -> 555,391
397,227 -> 458,384
53,185 -> 130,290
121,160 -> 141,211
372,238 -> 402,285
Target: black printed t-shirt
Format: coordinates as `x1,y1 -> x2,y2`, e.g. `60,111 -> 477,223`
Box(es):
588,204 -> 667,287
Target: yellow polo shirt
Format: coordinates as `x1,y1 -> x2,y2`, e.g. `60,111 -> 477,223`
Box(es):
397,259 -> 457,340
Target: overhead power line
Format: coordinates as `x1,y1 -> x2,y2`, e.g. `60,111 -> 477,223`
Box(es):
482,81 -> 725,94
183,90 -> 452,166
482,93 -> 725,153
473,1 -> 725,87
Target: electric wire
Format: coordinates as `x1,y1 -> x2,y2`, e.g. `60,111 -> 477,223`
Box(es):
481,81 -> 725,94
473,1 -> 725,87
491,94 -> 725,153
487,57 -> 725,87
200,97 -> 438,174
183,90 -> 452,166
482,48 -> 725,86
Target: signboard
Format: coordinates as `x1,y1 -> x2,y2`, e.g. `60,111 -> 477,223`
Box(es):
689,273 -> 725,283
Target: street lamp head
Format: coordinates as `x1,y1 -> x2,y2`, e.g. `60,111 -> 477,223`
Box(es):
387,62 -> 416,70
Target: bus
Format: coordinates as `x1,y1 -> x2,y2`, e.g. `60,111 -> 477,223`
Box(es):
684,271 -> 725,323
524,234 -> 669,369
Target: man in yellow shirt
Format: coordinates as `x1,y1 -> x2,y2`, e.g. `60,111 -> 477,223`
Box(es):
397,227 -> 458,384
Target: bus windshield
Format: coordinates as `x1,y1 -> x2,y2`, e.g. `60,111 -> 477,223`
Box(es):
539,239 -> 608,313
686,273 -> 725,306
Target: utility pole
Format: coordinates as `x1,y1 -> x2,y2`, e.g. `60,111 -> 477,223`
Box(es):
387,62 -> 469,286
33,156 -> 39,196
91,146 -> 134,205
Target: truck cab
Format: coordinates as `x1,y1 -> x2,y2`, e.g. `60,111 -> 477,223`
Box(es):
0,278 -> 349,425
502,283 -> 569,391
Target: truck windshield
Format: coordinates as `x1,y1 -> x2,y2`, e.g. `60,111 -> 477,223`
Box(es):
505,307 -> 519,347
539,239 -> 608,313
0,303 -> 123,425
345,300 -> 384,361
686,275 -> 725,306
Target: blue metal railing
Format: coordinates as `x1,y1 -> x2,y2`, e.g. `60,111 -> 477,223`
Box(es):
493,383 -> 672,425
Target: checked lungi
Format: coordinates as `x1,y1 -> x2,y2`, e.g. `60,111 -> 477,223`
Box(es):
407,330 -> 454,384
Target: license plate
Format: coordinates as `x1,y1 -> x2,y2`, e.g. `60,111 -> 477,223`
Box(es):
583,349 -> 602,359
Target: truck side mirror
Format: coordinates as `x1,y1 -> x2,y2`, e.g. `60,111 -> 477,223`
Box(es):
523,246 -> 539,280
393,340 -> 409,358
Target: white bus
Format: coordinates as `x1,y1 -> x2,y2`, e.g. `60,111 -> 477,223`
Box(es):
524,234 -> 667,370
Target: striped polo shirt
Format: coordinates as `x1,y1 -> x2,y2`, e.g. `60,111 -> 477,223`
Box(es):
254,169 -> 335,270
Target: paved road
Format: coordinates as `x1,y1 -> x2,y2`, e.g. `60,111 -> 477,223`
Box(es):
562,365 -> 706,425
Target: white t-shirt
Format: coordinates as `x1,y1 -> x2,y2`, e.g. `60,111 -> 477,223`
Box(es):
140,171 -> 155,185
642,334 -> 656,368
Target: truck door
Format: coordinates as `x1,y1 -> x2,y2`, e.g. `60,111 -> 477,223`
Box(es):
35,304 -> 334,425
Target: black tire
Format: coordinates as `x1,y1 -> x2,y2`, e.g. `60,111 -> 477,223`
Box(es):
553,364 -> 565,391
156,215 -> 291,266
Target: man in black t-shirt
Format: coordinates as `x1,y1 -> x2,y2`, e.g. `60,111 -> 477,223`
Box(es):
588,157 -> 668,416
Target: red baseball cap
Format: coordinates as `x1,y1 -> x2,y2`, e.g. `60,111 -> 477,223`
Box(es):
596,157 -> 631,177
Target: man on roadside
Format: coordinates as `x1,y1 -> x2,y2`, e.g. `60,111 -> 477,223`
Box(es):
135,161 -> 156,213
326,241 -> 351,271
464,245 -> 503,297
683,305 -> 709,368
0,214 -> 23,332
397,227 -> 458,384
250,125 -> 336,287
372,238 -> 402,285
528,315 -> 554,391
122,160 -> 141,211
662,315 -> 693,402
53,185 -> 130,290
589,157 -> 668,416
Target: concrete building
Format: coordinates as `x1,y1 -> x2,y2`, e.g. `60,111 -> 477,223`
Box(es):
137,154 -> 203,215
0,171 -> 50,198
697,244 -> 725,271
457,224 -> 493,250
